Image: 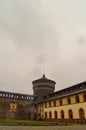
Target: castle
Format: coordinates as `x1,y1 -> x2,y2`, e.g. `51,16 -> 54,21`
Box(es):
0,75 -> 86,124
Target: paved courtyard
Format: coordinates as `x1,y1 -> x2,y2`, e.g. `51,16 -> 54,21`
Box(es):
0,125 -> 86,130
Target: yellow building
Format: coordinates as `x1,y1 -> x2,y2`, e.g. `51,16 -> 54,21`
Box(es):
37,81 -> 86,123
0,74 -> 86,123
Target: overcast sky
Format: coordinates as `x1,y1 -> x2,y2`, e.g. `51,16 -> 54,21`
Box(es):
0,0 -> 86,94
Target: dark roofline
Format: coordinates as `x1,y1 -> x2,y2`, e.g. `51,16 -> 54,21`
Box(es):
0,90 -> 34,97
56,81 -> 86,92
32,75 -> 56,84
39,81 -> 86,103
50,80 -> 86,95
37,88 -> 86,104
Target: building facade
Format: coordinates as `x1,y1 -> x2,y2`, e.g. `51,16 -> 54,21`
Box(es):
0,91 -> 35,119
0,75 -> 86,124
37,80 -> 86,124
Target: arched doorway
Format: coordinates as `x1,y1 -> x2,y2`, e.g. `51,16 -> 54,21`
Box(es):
79,108 -> 85,119
68,109 -> 73,119
54,111 -> 57,119
45,112 -> 47,119
28,111 -> 31,120
49,111 -> 52,119
61,110 -> 64,119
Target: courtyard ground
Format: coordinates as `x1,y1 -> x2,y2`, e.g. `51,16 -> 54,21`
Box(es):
0,125 -> 86,130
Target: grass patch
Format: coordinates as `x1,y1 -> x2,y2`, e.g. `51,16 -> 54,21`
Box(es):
0,119 -> 52,126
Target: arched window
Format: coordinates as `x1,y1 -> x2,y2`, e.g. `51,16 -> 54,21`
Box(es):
75,95 -> 80,103
83,94 -> 86,102
49,111 -> 52,119
54,111 -> 57,119
68,109 -> 73,119
60,99 -> 62,106
67,97 -> 71,104
45,112 -> 47,118
79,108 -> 85,119
61,110 -> 64,119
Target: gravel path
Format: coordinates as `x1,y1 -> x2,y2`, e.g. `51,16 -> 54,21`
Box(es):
0,125 -> 86,130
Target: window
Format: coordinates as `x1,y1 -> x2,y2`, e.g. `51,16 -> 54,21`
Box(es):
49,101 -> 51,107
0,93 -> 2,96
31,97 -> 33,100
3,94 -> 5,97
11,95 -> 14,98
68,109 -> 73,119
75,95 -> 80,103
60,99 -> 62,106
22,96 -> 24,99
17,95 -> 19,99
29,97 -> 31,100
27,97 -> 28,100
79,108 -> 85,119
54,111 -> 57,119
83,94 -> 86,102
67,97 -> 71,104
6,94 -> 8,97
9,94 -> 11,98
61,110 -> 64,119
54,100 -> 56,106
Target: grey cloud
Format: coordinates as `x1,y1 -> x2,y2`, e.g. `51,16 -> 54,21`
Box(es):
0,0 -> 86,94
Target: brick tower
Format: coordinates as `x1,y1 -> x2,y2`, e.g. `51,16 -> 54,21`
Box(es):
32,74 -> 56,100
